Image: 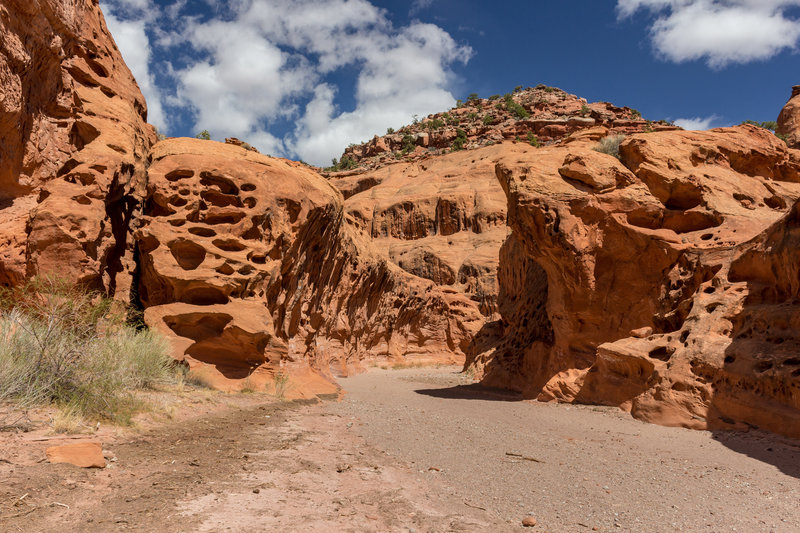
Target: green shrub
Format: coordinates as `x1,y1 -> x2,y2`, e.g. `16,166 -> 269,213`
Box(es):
483,115 -> 495,126
467,93 -> 480,104
325,155 -> 359,172
527,132 -> 541,147
630,109 -> 642,119
195,130 -> 211,140
401,134 -> 417,154
0,278 -> 175,422
514,85 -> 523,93
503,94 -> 530,119
386,127 -> 395,134
580,104 -> 590,117
451,129 -> 467,151
488,94 -> 500,101
593,134 -> 626,159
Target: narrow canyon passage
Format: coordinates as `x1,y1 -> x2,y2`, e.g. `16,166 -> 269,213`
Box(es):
329,367 -> 800,532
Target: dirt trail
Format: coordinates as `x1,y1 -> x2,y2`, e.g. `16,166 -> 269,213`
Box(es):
2,367 -> 799,532
331,367 -> 800,532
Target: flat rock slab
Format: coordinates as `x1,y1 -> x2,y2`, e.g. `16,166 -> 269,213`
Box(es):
46,441 -> 105,468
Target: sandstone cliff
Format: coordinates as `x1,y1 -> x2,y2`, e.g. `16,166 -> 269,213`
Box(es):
469,125 -> 800,437
3,0 -> 800,436
0,0 -> 154,294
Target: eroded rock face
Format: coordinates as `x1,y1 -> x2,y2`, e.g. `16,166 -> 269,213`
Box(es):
471,125 -> 800,437
0,0 -> 154,292
138,139 -> 479,392
330,146 -> 510,320
778,85 -> 800,149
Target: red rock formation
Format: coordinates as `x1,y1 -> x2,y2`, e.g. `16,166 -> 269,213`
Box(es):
0,0 -> 154,293
470,125 -> 800,437
777,85 -> 800,149
137,138 -> 479,392
330,86 -> 677,171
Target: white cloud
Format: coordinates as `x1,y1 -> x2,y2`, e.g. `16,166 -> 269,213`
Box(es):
102,7 -> 167,131
168,0 -> 471,164
673,115 -> 719,130
410,0 -> 434,15
617,0 -> 800,67
100,0 -> 470,164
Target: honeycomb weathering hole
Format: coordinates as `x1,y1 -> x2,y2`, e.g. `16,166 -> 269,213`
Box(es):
213,239 -> 247,252
163,312 -> 233,341
201,190 -> 243,208
168,239 -> 207,270
203,210 -> 247,225
188,226 -> 217,237
165,169 -> 195,182
180,286 -> 230,305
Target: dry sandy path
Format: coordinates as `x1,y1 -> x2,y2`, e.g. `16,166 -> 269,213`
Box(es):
329,367 -> 800,532
3,367 -> 800,532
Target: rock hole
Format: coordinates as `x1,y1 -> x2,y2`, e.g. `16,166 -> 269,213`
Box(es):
168,196 -> 188,207
241,183 -> 256,192
705,303 -> 721,313
212,239 -> 247,252
703,286 -> 716,294
754,360 -> 774,373
203,210 -> 246,225
200,172 -> 239,195
168,239 -> 207,270
700,233 -> 713,241
168,219 -> 186,227
724,355 -> 736,364
180,286 -> 229,305
215,263 -> 235,275
163,312 -> 233,341
167,239 -> 206,270
648,346 -> 674,361
764,195 -> 786,210
188,227 -> 216,237
248,252 -> 267,264
679,330 -> 690,343
243,197 -> 257,209
782,357 -> 800,366
165,169 -> 195,182
201,189 -> 243,208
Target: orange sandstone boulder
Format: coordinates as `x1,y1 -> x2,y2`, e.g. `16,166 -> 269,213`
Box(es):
46,441 -> 106,468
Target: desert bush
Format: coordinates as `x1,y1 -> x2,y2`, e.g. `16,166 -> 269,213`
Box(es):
0,278 -> 175,422
593,134 -> 626,159
401,134 -> 416,154
195,130 -> 211,140
386,127 -> 394,134
527,132 -> 541,147
451,129 -> 467,151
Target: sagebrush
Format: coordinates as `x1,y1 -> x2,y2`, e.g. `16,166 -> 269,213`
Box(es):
0,278 -> 176,423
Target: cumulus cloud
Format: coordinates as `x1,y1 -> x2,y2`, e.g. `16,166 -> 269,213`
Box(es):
673,115 -> 719,130
167,0 -> 471,164
102,6 -> 167,131
617,0 -> 800,67
101,0 -> 471,164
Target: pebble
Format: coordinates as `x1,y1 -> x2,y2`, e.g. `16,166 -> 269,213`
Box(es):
522,516 -> 537,527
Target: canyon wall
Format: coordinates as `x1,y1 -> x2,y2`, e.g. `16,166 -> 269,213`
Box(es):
3,0 -> 800,434
470,125 -> 800,437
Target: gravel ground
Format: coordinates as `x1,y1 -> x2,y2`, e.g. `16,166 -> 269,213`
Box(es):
329,366 -> 800,533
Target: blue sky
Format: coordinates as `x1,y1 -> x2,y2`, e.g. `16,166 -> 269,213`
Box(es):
101,0 -> 800,165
